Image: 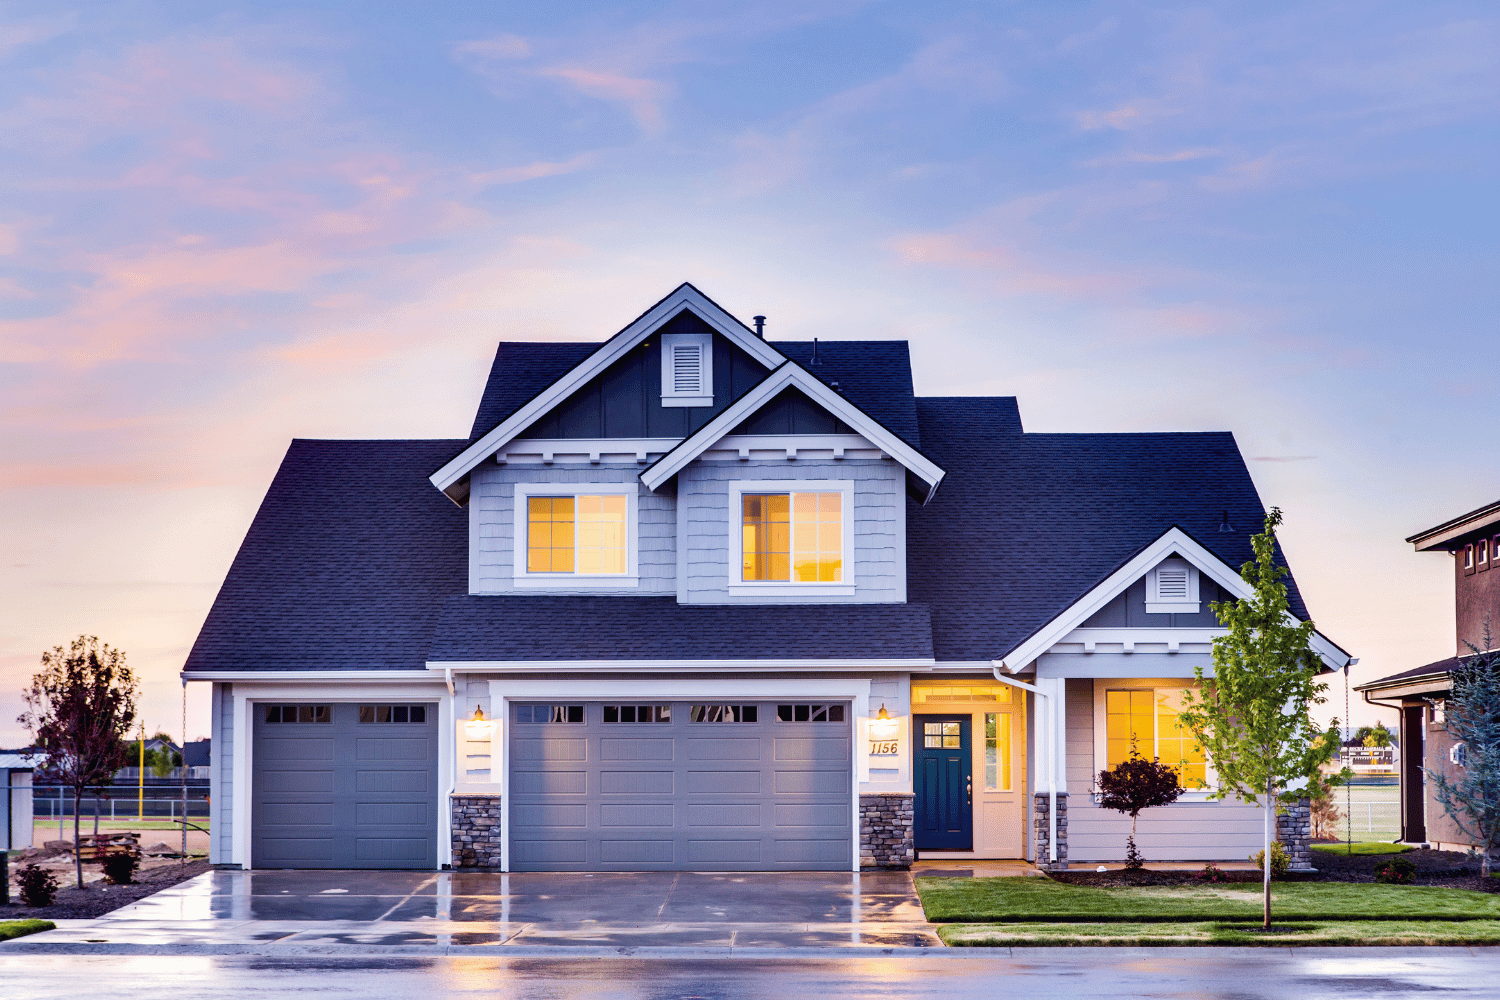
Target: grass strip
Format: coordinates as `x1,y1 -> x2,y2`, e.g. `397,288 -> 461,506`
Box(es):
938,919 -> 1500,947
915,876 -> 1500,923
0,921 -> 56,942
1311,842 -> 1414,857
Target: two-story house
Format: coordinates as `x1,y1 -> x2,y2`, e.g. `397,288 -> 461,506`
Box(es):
182,283 -> 1352,872
1356,500 -> 1500,849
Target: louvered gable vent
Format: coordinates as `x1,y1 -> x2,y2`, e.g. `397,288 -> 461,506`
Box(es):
660,331 -> 714,407
1146,557 -> 1200,613
1155,565 -> 1190,600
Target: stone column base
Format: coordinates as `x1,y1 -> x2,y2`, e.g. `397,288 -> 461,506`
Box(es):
860,793 -> 914,868
1276,797 -> 1315,871
1033,791 -> 1068,870
452,794 -> 503,868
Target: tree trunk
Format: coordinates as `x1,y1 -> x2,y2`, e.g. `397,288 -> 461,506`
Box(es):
1263,777 -> 1273,931
73,785 -> 83,889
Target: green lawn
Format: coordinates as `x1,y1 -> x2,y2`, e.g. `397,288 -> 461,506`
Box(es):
914,876 -> 1500,923
1312,842 -> 1414,857
0,920 -> 56,942
939,919 -> 1500,947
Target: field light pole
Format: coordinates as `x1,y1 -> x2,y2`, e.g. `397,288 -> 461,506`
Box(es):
137,719 -> 145,821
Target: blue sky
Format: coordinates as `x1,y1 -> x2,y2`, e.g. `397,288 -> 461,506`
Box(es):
2,1 -> 1497,742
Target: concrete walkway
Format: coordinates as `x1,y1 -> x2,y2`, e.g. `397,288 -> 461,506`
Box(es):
1,868 -> 943,955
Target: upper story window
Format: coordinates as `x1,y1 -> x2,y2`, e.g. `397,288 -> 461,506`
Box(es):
660,332 -> 713,407
1146,557 -> 1200,614
1478,538 -> 1490,571
1464,543 -> 1476,574
512,483 -> 638,588
727,480 -> 855,596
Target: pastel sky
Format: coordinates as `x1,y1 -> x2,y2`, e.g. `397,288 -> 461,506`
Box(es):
3,2 -> 1497,745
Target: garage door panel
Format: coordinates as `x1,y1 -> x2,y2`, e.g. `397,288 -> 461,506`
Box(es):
510,701 -> 851,872
600,770 -> 672,794
253,702 -> 437,870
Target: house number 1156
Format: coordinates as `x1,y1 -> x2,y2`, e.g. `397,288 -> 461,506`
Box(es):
868,740 -> 900,756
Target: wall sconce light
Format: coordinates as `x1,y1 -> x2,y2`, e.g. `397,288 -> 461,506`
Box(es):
868,703 -> 899,740
464,706 -> 493,740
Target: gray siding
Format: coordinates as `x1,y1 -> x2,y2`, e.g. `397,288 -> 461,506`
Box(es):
1065,678 -> 1094,792
1081,576 -> 1229,628
678,458 -> 906,604
470,465 -> 675,596
212,682 -> 232,865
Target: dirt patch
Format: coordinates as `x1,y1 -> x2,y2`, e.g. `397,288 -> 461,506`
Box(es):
1051,849 -> 1500,892
2,859 -> 211,920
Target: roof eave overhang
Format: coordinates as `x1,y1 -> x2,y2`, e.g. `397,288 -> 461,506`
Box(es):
1406,500 -> 1500,551
1354,675 -> 1451,699
992,525 -> 1352,674
638,359 -> 946,502
429,283 -> 786,506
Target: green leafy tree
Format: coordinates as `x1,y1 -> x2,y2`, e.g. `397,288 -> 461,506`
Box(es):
1178,508 -> 1345,930
1354,724 -> 1395,748
1427,644 -> 1500,876
19,636 -> 139,888
1097,738 -> 1184,869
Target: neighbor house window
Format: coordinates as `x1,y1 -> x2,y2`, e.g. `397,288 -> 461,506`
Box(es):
1465,544 -> 1475,571
1480,539 -> 1490,571
1105,688 -> 1206,788
741,492 -> 842,582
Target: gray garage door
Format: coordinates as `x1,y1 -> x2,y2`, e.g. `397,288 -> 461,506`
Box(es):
252,702 -> 438,869
509,700 -> 852,871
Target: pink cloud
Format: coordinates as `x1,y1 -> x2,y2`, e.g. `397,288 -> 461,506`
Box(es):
470,152 -> 595,186
534,66 -> 671,134
454,34 -> 531,60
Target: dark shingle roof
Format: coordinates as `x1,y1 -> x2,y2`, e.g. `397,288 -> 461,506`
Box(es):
183,439 -> 469,672
907,397 -> 1307,662
431,597 -> 932,661
1357,656 -> 1459,691
469,342 -> 597,439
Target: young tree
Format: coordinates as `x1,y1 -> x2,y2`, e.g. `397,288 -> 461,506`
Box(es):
1354,724 -> 1395,748
1178,508 -> 1345,930
1097,739 -> 1184,869
18,636 -> 138,888
1427,645 -> 1500,877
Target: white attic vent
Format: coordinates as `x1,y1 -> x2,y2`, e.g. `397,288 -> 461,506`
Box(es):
661,332 -> 713,407
1146,557 -> 1200,614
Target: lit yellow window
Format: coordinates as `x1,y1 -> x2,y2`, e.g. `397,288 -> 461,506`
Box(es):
742,492 -> 842,582
1105,688 -> 1207,789
528,495 -> 626,574
985,712 -> 1011,791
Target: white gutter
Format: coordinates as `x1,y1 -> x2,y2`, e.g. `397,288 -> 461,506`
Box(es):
990,665 -> 1056,865
444,667 -> 456,870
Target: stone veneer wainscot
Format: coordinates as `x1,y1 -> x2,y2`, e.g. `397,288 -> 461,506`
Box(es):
451,794 -> 503,868
860,792 -> 914,868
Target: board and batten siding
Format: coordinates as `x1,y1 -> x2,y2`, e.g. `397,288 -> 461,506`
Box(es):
469,464 -> 675,596
210,682 -> 233,865
677,458 -> 906,604
1063,675 -> 1267,862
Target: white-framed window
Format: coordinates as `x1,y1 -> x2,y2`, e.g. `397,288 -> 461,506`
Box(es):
660,332 -> 713,407
1094,682 -> 1211,794
726,479 -> 855,597
1146,557 -> 1200,614
511,482 -> 639,588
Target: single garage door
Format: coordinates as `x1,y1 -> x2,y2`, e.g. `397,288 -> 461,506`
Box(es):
509,700 -> 852,871
252,702 -> 438,869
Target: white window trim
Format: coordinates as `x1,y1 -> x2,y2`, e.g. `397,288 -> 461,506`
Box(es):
726,479 -> 856,597
1146,557 -> 1200,614
1091,678 -> 1217,802
511,482 -> 640,588
660,332 -> 713,407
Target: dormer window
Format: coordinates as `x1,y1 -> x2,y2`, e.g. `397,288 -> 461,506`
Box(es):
660,332 -> 713,407
1146,557 -> 1200,614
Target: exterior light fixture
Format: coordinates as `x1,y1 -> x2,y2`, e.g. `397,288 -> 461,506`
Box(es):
868,704 -> 899,741
464,706 -> 493,740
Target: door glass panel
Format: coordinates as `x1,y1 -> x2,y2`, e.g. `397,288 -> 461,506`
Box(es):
923,722 -> 944,748
985,713 -> 1011,790
941,722 -> 961,748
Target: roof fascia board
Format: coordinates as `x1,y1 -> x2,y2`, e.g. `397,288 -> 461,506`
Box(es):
429,658 -> 936,673
181,670 -> 441,682
430,284 -> 785,501
639,361 -> 946,497
1354,675 -> 1450,697
1406,501 -> 1500,550
996,527 -> 1351,673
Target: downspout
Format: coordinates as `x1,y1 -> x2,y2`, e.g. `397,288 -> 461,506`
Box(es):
991,665 -> 1056,864
444,668 -> 456,870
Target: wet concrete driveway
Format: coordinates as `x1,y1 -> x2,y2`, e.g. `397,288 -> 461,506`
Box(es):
5,868 -> 941,954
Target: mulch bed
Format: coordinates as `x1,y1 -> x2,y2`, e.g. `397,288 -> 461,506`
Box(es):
1050,848 -> 1500,892
1,859 -> 212,920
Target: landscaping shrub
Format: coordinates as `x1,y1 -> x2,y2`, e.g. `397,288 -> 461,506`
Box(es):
1195,862 -> 1230,883
17,864 -> 59,907
1374,857 -> 1416,885
99,851 -> 138,885
1250,841 -> 1290,877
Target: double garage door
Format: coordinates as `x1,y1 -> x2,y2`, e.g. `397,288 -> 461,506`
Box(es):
509,700 -> 853,871
252,702 -> 438,869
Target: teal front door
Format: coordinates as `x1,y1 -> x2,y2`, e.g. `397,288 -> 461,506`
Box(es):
914,715 -> 972,851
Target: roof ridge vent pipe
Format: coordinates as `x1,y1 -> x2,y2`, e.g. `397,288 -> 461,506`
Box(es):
1219,510 -> 1236,532
810,337 -> 820,365
753,315 -> 766,338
